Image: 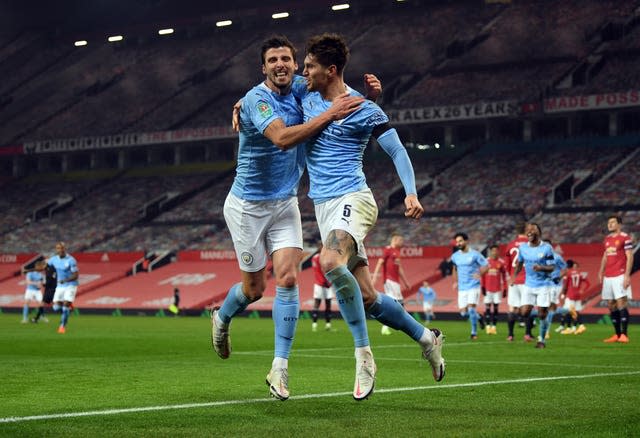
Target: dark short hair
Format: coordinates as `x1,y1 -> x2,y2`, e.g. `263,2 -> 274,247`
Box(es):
566,259 -> 575,268
305,33 -> 349,74
454,232 -> 468,241
261,35 -> 296,65
608,214 -> 622,224
515,222 -> 526,234
489,244 -> 499,250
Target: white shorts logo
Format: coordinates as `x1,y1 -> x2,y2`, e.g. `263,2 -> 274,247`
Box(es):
241,252 -> 254,265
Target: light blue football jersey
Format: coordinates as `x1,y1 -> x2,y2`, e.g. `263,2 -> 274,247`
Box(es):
26,271 -> 43,290
230,81 -> 305,201
302,88 -> 388,203
551,252 -> 567,282
451,249 -> 488,291
517,242 -> 555,288
48,254 -> 79,286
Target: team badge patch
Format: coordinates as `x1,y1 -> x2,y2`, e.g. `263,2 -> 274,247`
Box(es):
241,252 -> 254,265
257,101 -> 273,118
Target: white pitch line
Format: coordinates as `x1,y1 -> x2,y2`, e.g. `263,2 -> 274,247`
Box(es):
1,371 -> 639,424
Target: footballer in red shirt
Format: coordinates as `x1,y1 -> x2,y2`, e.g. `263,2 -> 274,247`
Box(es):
372,233 -> 411,335
503,222 -> 529,341
558,259 -> 589,334
481,245 -> 507,335
598,215 -> 633,343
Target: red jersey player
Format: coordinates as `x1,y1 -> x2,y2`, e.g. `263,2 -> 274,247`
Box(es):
372,233 -> 411,335
311,242 -> 334,332
504,222 -> 529,341
481,245 -> 507,335
598,215 -> 633,343
560,259 -> 589,334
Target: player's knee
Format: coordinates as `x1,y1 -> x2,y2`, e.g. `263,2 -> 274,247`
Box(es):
361,289 -> 377,307
275,271 -> 297,289
319,251 -> 342,274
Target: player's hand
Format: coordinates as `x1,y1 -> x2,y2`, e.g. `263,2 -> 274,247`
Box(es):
623,274 -> 631,289
502,289 -> 507,298
532,264 -> 542,272
404,195 -> 423,219
363,73 -> 382,101
481,287 -> 486,296
329,93 -> 364,120
231,99 -> 242,132
598,272 -> 603,284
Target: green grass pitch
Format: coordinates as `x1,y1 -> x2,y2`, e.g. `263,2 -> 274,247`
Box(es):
1,313 -> 638,437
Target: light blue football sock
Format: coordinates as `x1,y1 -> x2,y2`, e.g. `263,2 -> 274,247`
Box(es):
61,306 -> 70,327
367,293 -> 424,341
546,310 -> 556,328
460,311 -> 469,320
218,283 -> 250,324
22,304 -> 29,320
540,315 -> 550,342
468,307 -> 478,335
325,265 -> 369,348
273,286 -> 299,360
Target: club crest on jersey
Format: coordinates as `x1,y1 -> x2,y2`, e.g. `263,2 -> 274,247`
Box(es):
241,252 -> 254,265
257,102 -> 273,118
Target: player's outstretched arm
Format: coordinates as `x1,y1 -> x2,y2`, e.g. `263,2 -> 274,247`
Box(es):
375,125 -> 423,219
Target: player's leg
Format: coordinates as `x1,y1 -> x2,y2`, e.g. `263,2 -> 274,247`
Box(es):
312,286 -> 322,331
267,246 -> 302,400
58,286 -> 77,333
602,276 -> 621,342
520,288 -> 535,342
617,296 -> 629,343
483,293 -> 492,334
21,296 -> 30,323
321,230 -> 375,399
324,296 -> 332,330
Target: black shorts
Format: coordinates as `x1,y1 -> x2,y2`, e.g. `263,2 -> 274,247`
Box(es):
42,288 -> 55,304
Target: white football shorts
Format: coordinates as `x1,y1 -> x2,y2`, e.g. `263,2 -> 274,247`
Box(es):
507,283 -> 525,308
521,285 -> 551,308
223,193 -> 302,272
458,287 -> 480,309
313,284 -> 335,300
483,291 -> 502,305
314,188 -> 378,266
563,298 -> 583,312
53,284 -> 78,303
24,288 -> 42,302
384,279 -> 404,301
602,274 -> 633,300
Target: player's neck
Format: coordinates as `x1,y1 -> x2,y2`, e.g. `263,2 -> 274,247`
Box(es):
529,239 -> 541,247
321,78 -> 347,101
264,80 -> 291,95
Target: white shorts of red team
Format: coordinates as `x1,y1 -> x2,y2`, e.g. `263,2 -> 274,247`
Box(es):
53,285 -> 78,303
563,298 -> 583,312
507,283 -> 525,308
549,284 -> 563,305
483,291 -> 502,305
313,284 -> 335,300
521,285 -> 552,308
602,274 -> 633,300
24,288 -> 42,302
223,193 -> 303,272
314,188 -> 378,265
458,287 -> 480,309
384,279 -> 403,301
